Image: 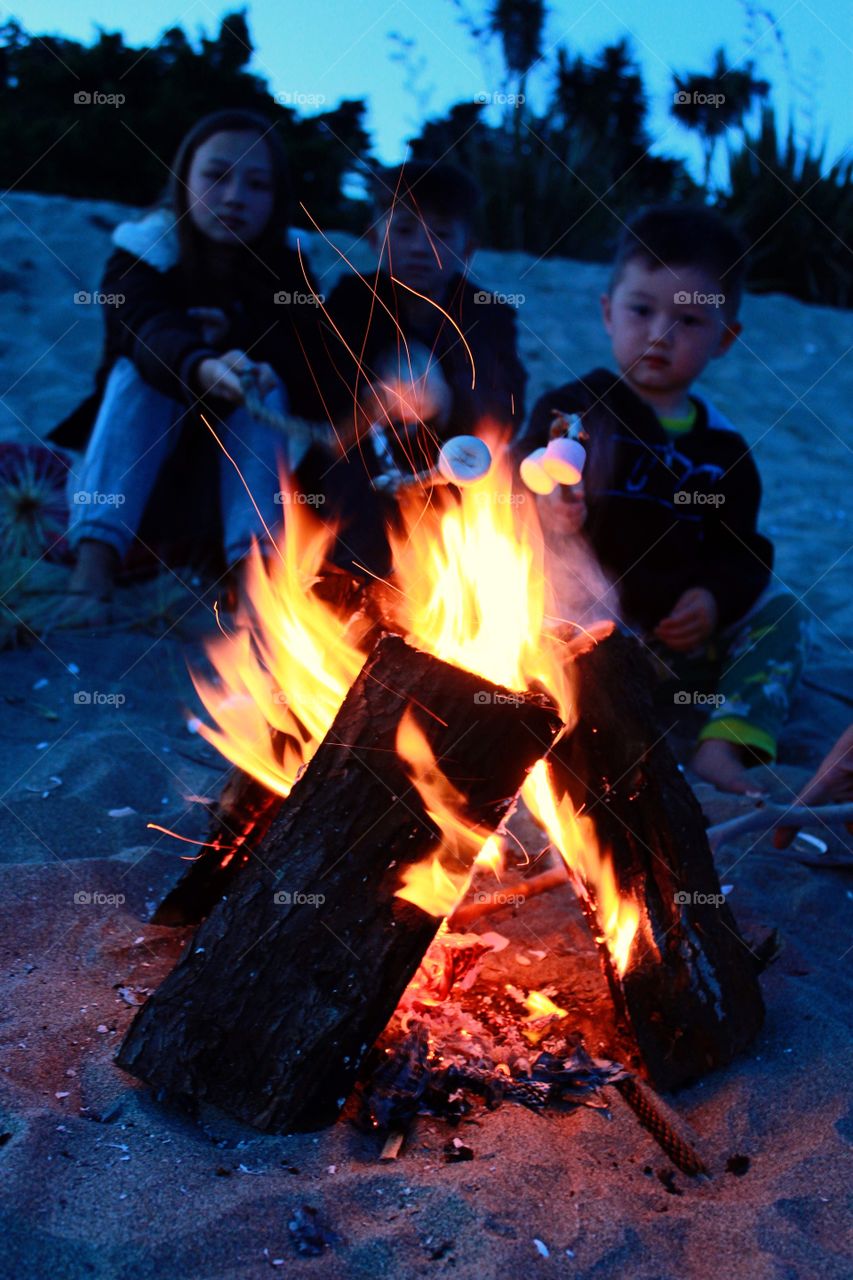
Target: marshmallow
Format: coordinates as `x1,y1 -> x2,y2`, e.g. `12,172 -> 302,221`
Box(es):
543,436 -> 586,485
437,435 -> 492,486
520,447 -> 557,494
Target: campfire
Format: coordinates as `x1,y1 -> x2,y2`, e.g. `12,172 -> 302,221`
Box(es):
117,436 -> 764,1174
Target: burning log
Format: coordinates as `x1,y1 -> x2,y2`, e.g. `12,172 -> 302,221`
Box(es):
549,628 -> 765,1091
117,634 -> 561,1132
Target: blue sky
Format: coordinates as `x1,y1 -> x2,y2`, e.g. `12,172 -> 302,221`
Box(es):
14,0 -> 853,178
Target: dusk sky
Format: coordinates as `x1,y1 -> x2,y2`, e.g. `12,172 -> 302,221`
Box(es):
16,0 -> 853,180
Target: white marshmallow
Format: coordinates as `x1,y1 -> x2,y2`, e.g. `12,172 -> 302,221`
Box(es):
543,436 -> 586,485
437,435 -> 492,486
520,447 -> 557,494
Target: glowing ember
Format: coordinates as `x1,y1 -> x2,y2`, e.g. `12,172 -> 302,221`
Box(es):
525,989 -> 569,1020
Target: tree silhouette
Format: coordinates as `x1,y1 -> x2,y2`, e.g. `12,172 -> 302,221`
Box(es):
672,46 -> 769,190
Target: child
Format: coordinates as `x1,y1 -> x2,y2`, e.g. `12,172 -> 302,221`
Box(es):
50,108 -> 326,605
522,205 -> 809,795
314,160 -> 527,576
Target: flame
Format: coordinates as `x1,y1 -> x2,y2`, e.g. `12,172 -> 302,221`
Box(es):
393,708 -> 489,918
525,989 -> 568,1020
523,760 -> 639,976
189,492 -> 369,798
388,437 -> 572,720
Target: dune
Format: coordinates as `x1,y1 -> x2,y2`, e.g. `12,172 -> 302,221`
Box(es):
0,192 -> 851,1279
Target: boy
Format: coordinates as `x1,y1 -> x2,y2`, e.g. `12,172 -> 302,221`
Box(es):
313,160 -> 526,575
522,205 -> 808,794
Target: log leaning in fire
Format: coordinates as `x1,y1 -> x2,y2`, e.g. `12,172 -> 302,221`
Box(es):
550,628 -> 765,1092
117,634 -> 561,1132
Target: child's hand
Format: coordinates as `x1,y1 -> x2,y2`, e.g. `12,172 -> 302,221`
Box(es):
654,587 -> 718,652
187,307 -> 230,345
774,725 -> 853,849
537,483 -> 587,537
195,349 -> 277,404
366,349 -> 452,427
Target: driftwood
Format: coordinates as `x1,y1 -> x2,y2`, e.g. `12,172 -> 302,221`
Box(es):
549,629 -> 765,1091
117,634 -> 561,1132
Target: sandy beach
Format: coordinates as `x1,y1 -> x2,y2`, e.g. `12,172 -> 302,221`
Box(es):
0,192 -> 851,1279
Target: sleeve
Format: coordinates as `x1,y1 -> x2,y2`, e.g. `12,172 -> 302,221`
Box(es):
695,444 -> 774,627
101,251 -> 218,403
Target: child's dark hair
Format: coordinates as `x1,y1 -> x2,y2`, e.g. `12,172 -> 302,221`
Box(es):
167,109 -> 292,282
610,205 -> 748,319
372,161 -> 480,227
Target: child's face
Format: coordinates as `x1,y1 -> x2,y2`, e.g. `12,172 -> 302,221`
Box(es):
376,205 -> 473,298
602,258 -> 740,400
187,131 -> 275,246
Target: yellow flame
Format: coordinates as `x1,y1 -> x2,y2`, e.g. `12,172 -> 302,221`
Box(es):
522,760 -> 639,976
393,708 -> 489,918
389,437 -> 573,720
189,491 -> 369,797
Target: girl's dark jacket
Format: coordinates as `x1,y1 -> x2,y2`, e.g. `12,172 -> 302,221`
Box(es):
48,209 -> 327,450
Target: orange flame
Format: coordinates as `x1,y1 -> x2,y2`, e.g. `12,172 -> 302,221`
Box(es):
522,759 -> 639,976
189,493 -> 369,798
394,708 -> 490,918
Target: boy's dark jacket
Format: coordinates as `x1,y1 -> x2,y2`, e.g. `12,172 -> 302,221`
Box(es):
48,210 -> 326,450
522,368 -> 773,631
321,270 -> 526,450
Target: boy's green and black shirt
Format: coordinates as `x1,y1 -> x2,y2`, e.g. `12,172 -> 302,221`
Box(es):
521,368 -> 774,632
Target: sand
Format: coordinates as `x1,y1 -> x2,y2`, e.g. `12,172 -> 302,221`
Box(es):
0,192 -> 852,1279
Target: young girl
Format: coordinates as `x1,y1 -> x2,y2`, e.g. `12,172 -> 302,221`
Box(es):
51,109 -> 327,603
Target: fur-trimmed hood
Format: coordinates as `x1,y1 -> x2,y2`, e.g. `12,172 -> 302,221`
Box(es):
112,208 -> 179,273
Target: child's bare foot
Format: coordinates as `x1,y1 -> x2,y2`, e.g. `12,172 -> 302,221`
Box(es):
692,738 -> 766,797
68,539 -> 119,600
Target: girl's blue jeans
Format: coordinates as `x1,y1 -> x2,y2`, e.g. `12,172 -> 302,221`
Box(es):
67,357 -> 293,568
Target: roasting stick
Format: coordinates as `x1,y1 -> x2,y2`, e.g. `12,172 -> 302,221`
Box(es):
707,803 -> 853,854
